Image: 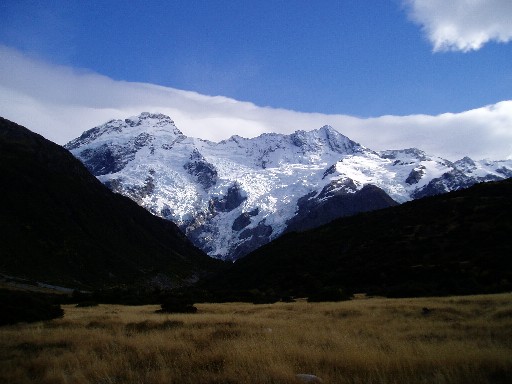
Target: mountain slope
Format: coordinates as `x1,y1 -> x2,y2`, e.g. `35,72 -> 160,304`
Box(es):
0,117 -> 221,289
65,113 -> 512,260
203,178 -> 512,298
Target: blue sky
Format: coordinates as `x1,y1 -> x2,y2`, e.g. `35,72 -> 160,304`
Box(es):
1,0 -> 511,117
0,0 -> 512,160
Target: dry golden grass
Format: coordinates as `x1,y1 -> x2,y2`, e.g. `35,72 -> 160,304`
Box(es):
1,293 -> 512,383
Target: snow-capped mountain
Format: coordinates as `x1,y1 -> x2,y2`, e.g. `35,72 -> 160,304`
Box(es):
65,112 -> 512,260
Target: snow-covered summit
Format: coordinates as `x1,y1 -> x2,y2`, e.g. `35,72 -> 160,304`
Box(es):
66,112 -> 183,150
65,113 -> 512,260
288,125 -> 364,155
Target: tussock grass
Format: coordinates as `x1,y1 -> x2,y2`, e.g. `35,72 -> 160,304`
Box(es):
1,294 -> 511,383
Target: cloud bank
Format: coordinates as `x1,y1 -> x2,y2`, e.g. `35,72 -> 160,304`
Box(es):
1,45 -> 511,161
405,0 -> 512,52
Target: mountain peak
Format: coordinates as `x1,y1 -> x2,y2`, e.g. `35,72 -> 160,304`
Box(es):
317,124 -> 336,134
125,112 -> 177,127
311,125 -> 363,154
65,113 -> 512,260
454,156 -> 477,173
455,156 -> 476,165
65,112 -> 183,150
123,112 -> 183,135
380,148 -> 428,161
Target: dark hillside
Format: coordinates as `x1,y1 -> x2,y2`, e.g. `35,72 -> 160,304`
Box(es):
206,178 -> 512,298
0,117 -> 222,289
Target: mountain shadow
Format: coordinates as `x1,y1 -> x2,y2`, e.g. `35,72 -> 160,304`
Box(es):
203,178 -> 512,298
0,117 -> 222,290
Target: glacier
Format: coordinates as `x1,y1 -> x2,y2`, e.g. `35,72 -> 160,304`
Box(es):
65,112 -> 512,260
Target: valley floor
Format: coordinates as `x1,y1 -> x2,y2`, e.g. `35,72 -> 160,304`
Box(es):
1,293 -> 511,384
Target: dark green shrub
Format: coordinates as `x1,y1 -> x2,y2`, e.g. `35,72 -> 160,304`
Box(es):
280,295 -> 296,303
125,320 -> 184,333
75,301 -> 98,307
307,287 -> 352,302
0,289 -> 64,325
157,296 -> 197,313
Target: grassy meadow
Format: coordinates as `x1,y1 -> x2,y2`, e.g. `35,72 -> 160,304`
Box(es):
1,293 -> 511,384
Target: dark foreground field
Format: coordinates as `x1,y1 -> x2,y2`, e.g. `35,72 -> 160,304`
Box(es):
1,293 -> 511,384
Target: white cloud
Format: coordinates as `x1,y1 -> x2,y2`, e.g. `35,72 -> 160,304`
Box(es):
405,0 -> 512,51
1,45 -> 511,161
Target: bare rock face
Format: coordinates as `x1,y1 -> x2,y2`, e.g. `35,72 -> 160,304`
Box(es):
286,183 -> 398,233
405,166 -> 425,185
232,209 -> 259,231
411,169 -> 501,199
230,220 -> 273,260
184,149 -> 218,190
211,183 -> 246,212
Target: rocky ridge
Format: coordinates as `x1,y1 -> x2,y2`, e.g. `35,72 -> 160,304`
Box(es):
65,113 -> 512,260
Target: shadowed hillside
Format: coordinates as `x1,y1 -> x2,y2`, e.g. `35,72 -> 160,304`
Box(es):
205,178 -> 512,298
0,117 -> 222,289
